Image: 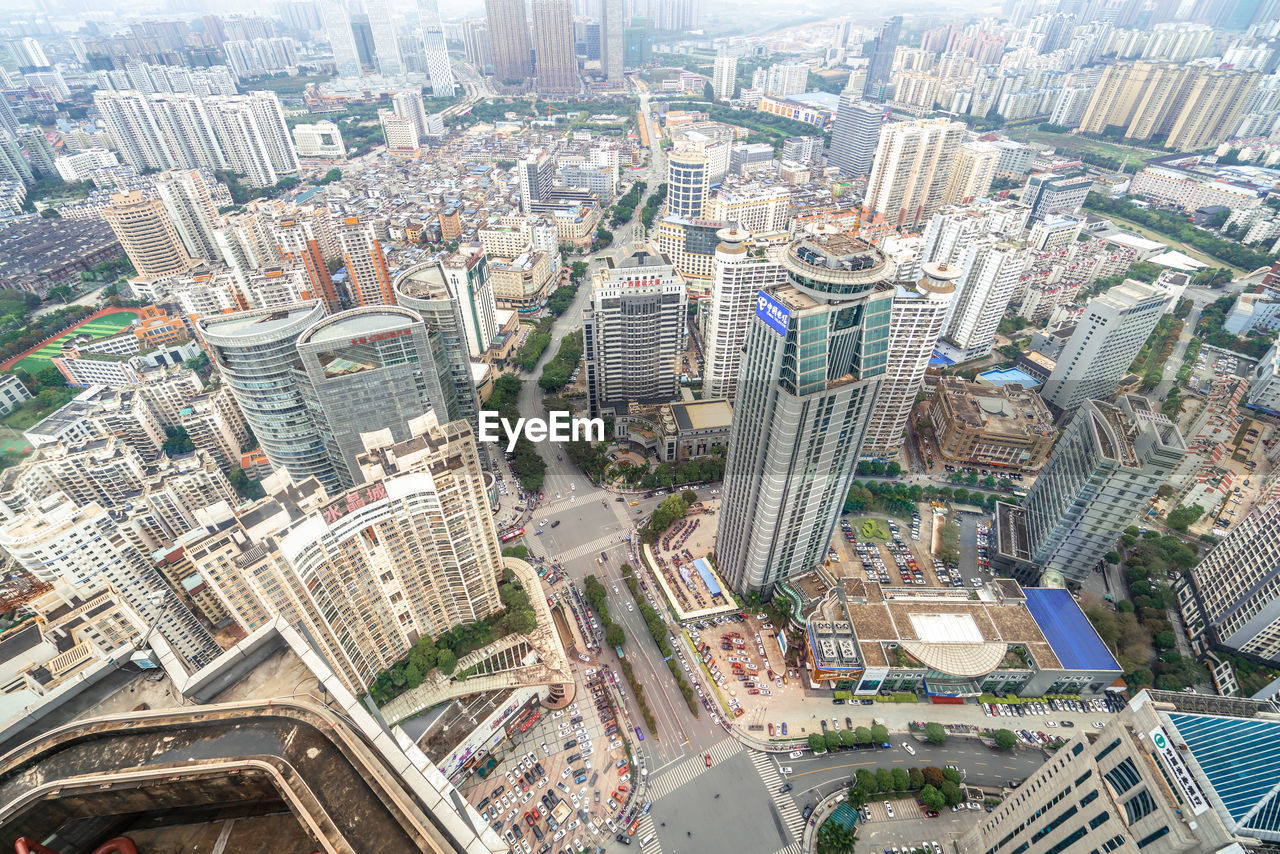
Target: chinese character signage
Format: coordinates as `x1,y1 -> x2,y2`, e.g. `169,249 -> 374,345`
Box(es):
1149,727 -> 1210,816
321,481 -> 390,525
756,290 -> 790,336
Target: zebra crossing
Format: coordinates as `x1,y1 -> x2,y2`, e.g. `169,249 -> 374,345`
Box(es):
770,842 -> 805,854
749,751 -> 806,844
548,531 -> 630,564
634,814 -> 660,852
644,737 -> 741,801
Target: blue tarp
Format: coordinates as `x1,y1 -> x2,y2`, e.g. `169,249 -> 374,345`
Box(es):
1024,588 -> 1121,672
692,557 -> 722,597
978,367 -> 1042,388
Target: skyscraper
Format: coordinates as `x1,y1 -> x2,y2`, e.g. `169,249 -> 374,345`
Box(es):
583,249 -> 688,418
295,306 -> 457,486
666,145 -> 710,219
718,228 -> 895,595
321,0 -> 362,78
337,216 -> 395,306
702,227 -> 786,401
531,0 -> 578,92
1185,499 -> 1280,664
486,0 -> 533,83
199,301 -> 339,490
417,0 -> 456,96
0,493 -> 222,674
394,255 -> 492,426
995,395 -> 1184,585
862,263 -> 959,457
864,118 -> 966,228
826,95 -> 883,176
863,15 -> 902,99
155,169 -> 221,263
1022,172 -> 1092,222
364,0 -> 404,76
600,0 -> 624,83
711,54 -> 736,101
936,238 -> 1028,363
1040,280 -> 1169,414
184,414 -> 503,695
518,150 -> 555,213
102,191 -> 199,285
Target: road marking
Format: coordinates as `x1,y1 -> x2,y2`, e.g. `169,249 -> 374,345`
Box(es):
785,760 -> 879,778
749,751 -> 806,843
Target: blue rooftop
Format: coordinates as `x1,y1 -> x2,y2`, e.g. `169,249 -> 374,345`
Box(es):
1168,712 -> 1280,840
1024,588 -> 1120,672
978,367 -> 1042,389
929,349 -> 954,367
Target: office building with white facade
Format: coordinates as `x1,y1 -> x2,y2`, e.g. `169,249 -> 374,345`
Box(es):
702,227 -> 786,401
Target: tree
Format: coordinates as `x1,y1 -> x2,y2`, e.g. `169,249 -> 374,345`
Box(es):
870,723 -> 889,744
940,780 -> 964,807
437,647 -> 457,675
47,285 -> 73,303
854,726 -> 872,745
908,767 -> 925,789
404,660 -> 424,688
808,732 -> 825,752
942,766 -> 962,785
163,426 -> 195,456
815,819 -> 856,854
993,729 -> 1017,749
891,767 -> 910,791
875,768 -> 894,792
924,722 -> 946,745
605,623 -> 626,648
702,81 -> 715,101
1104,551 -> 1121,564
854,768 -> 878,795
919,784 -> 945,811
922,766 -> 945,787
681,488 -> 698,504
824,731 -> 842,752
1166,504 -> 1205,532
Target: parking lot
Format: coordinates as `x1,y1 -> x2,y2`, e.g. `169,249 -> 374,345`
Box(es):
853,804 -> 985,854
833,509 -> 991,591
981,694 -> 1123,748
459,669 -> 638,854
675,611 -> 796,726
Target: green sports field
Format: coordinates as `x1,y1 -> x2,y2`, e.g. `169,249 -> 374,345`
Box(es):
12,311 -> 139,375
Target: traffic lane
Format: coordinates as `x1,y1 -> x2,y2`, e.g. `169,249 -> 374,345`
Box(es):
610,588 -> 690,758
651,751 -> 790,854
774,740 -> 1046,798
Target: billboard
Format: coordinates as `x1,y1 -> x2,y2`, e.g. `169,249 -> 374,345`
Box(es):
756,290 -> 790,336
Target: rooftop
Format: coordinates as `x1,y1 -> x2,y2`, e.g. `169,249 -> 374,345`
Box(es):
1023,588 -> 1120,672
1166,711 -> 1280,841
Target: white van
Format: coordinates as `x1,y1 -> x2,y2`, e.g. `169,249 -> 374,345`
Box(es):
640,834 -> 655,846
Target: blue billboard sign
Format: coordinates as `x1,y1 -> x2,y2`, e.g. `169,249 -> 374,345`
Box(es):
756,290 -> 790,336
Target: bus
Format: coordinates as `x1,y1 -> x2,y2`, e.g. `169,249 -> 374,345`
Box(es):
499,527 -> 525,543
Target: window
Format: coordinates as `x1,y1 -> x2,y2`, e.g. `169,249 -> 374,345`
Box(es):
1095,738 -> 1121,762
1104,758 -> 1141,795
1137,828 -> 1169,849
1124,790 -> 1156,824
1089,811 -> 1110,830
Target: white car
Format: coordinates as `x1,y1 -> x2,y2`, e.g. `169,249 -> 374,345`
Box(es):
539,519 -> 548,527
779,765 -> 793,774
553,829 -> 566,842
789,750 -> 804,759
902,742 -> 916,756
568,819 -> 580,830
885,801 -> 895,819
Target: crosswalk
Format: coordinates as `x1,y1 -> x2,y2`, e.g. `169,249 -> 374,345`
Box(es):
634,814 -> 660,852
547,531 -> 631,564
749,751 -> 806,844
644,737 -> 740,801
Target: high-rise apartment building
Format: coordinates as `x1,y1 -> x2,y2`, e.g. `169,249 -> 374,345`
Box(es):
584,250 -> 688,418
942,140 -> 1000,206
863,15 -> 902,99
600,0 -> 624,83
937,238 -> 1028,363
718,229 -> 894,595
711,54 -> 737,101
486,0 -> 533,83
184,414 -> 503,695
826,96 -> 883,176
764,63 -> 808,97
103,191 -> 200,285
531,0 -> 577,93
702,227 -> 786,401
199,301 -> 339,490
1023,172 -> 1092,222
862,263 -> 959,457
918,199 -> 1030,271
364,0 -> 404,76
1186,499 -> 1280,665
295,307 -> 457,486
1040,280 -> 1168,414
864,118 -> 966,228
155,169 -> 220,263
0,493 -> 221,673
336,216 -> 395,306
274,217 -> 340,311
963,689 -> 1280,853
94,90 -> 298,188
320,0 -> 362,77
666,145 -> 710,219
995,395 -> 1185,585
417,0 -> 456,96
